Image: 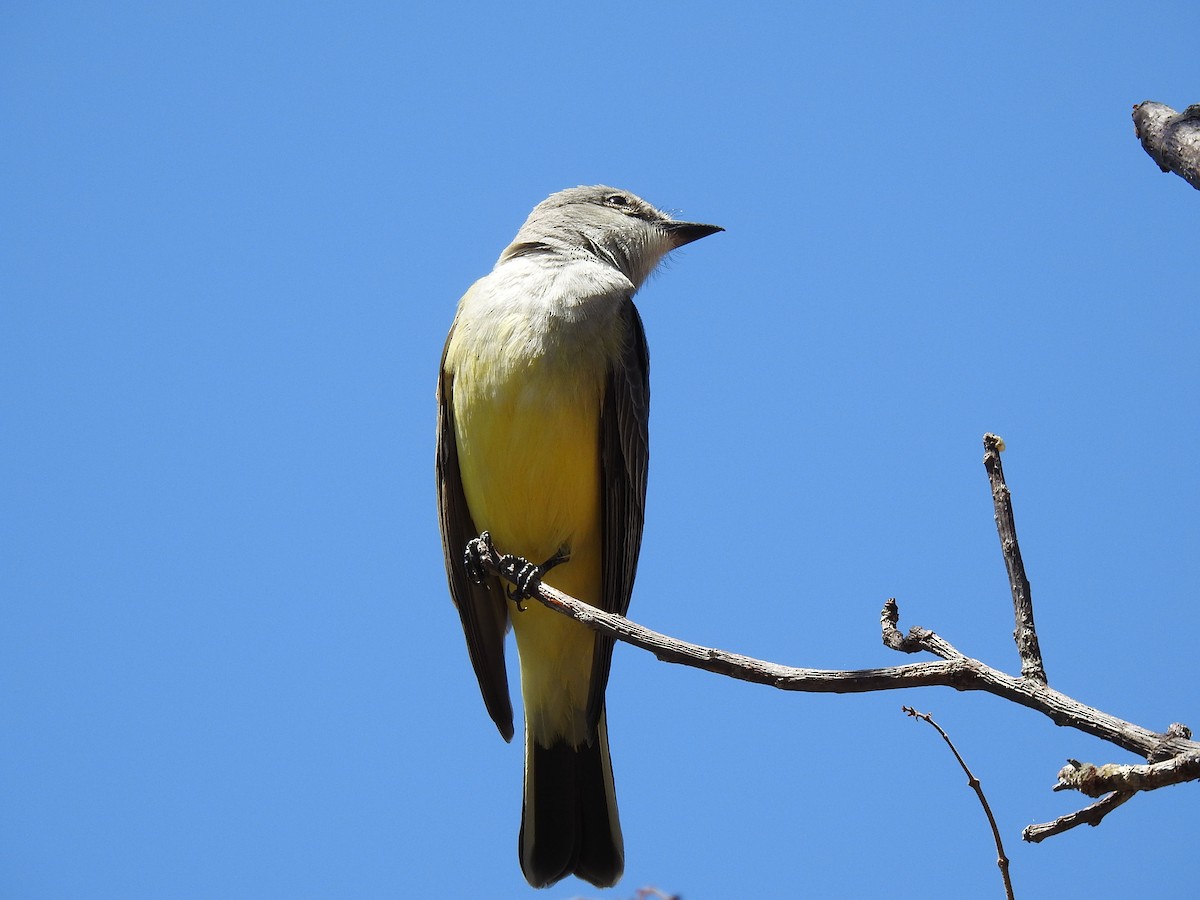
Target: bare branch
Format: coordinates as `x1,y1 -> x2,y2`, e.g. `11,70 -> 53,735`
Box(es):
903,707 -> 1015,900
881,597 -> 964,660
1022,793 -> 1135,843
470,539 -> 1199,763
983,434 -> 1046,684
465,438 -> 1198,853
1133,101 -> 1200,191
1149,722 -> 1195,762
1051,753 -> 1200,798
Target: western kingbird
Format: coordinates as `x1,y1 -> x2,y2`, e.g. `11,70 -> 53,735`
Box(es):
436,185 -> 721,888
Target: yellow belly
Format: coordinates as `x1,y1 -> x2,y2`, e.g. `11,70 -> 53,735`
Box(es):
451,349 -> 606,746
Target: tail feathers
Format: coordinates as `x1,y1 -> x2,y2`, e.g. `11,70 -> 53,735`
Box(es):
519,716 -> 623,889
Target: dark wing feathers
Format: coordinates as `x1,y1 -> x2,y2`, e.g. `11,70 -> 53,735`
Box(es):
587,298 -> 650,729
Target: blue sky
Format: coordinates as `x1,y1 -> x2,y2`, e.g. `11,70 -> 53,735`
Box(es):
4,3 -> 1198,898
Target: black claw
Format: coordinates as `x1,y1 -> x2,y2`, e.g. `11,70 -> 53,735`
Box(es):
463,532 -> 572,612
495,554 -> 534,611
500,545 -> 572,612
464,531 -> 495,584
515,560 -> 541,598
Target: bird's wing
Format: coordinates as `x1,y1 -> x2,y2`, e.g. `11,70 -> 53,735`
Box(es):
437,320 -> 514,742
587,297 -> 650,729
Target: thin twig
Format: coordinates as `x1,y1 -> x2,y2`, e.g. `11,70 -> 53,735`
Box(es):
1022,792 -> 1135,843
983,434 -> 1046,684
470,538 -> 1199,763
903,707 -> 1015,900
467,441 -> 1198,852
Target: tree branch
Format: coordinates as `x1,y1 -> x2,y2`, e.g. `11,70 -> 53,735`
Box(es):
1133,101 -> 1200,191
1051,751 -> 1200,798
1021,735 -> 1200,843
471,539 -> 1198,763
903,707 -> 1015,900
1022,792 -> 1135,844
983,434 -> 1046,684
466,436 -> 1199,849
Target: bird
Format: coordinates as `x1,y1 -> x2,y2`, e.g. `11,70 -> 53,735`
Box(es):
436,185 -> 721,887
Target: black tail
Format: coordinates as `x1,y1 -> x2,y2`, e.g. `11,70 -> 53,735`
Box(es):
519,712 -> 623,888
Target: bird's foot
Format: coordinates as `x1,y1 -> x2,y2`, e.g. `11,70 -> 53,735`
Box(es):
501,546 -> 571,612
464,531 -> 497,584
465,532 -> 570,611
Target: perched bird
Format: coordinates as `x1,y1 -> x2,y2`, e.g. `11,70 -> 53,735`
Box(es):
436,185 -> 721,888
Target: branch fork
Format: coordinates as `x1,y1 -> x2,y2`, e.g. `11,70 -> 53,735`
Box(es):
468,434 -> 1198,862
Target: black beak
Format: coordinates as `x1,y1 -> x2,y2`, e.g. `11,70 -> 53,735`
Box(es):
662,221 -> 724,248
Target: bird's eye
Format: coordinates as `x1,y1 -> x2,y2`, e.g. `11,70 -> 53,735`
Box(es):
604,193 -> 631,208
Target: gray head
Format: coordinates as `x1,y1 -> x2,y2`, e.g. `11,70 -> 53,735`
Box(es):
499,185 -> 722,289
